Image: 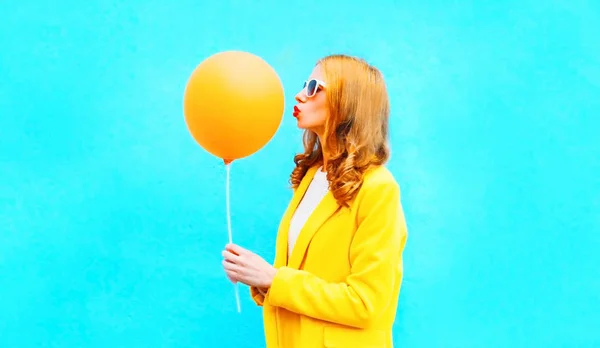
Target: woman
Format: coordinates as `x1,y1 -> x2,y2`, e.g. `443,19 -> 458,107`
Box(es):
222,54 -> 408,347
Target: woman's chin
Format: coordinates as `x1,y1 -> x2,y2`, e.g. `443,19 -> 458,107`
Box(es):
295,119 -> 307,129
296,122 -> 321,135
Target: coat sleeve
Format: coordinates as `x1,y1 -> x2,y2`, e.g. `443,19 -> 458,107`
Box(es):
266,180 -> 408,328
250,286 -> 267,306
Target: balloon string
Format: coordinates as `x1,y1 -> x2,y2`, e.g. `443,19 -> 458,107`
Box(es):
225,162 -> 241,313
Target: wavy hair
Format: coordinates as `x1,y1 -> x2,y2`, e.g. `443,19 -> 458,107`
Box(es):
290,54 -> 391,207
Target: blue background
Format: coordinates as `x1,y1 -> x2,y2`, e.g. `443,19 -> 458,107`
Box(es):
1,1 -> 598,347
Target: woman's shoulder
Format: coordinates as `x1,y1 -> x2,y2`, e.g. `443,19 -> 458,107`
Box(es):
361,165 -> 399,191
352,165 -> 402,216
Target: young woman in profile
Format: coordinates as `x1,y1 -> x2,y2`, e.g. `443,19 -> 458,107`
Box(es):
222,54 -> 408,348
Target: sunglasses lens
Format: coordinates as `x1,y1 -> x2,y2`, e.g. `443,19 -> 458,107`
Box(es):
307,80 -> 317,97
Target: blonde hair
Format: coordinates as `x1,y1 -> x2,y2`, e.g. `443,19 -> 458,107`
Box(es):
290,54 -> 391,207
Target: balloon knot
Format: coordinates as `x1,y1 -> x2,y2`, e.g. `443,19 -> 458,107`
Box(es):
223,159 -> 233,165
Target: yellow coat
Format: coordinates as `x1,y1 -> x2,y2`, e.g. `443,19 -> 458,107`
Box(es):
251,165 -> 408,348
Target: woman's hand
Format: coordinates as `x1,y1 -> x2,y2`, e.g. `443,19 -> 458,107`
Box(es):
222,243 -> 277,289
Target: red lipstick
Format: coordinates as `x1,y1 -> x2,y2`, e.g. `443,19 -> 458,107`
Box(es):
293,105 -> 300,117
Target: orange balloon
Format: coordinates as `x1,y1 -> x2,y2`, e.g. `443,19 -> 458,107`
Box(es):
183,51 -> 285,162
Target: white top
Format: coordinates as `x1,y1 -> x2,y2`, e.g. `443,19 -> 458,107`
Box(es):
288,167 -> 330,256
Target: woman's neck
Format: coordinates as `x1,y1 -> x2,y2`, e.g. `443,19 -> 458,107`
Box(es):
317,134 -> 329,168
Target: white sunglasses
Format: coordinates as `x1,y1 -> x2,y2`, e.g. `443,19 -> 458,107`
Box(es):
303,79 -> 327,97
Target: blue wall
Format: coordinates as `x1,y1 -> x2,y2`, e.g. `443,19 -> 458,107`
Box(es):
1,1 -> 598,347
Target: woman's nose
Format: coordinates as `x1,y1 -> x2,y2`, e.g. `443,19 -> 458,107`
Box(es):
295,89 -> 306,103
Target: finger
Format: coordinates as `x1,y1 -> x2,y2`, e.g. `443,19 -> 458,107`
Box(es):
222,250 -> 243,263
225,271 -> 239,283
228,272 -> 250,286
225,243 -> 247,256
222,259 -> 241,273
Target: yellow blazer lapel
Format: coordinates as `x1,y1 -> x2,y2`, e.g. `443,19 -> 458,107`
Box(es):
287,190 -> 340,269
273,166 -> 319,268
273,166 -> 342,269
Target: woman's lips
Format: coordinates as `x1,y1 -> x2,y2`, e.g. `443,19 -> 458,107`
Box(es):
293,106 -> 300,118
